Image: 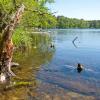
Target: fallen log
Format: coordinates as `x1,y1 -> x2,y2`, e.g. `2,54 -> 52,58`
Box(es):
0,4 -> 25,83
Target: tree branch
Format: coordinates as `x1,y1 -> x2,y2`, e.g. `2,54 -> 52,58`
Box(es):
0,4 -> 25,83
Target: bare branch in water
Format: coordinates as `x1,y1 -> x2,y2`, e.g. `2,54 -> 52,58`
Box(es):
72,36 -> 78,48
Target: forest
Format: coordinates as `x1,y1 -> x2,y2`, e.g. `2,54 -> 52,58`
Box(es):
56,16 -> 100,29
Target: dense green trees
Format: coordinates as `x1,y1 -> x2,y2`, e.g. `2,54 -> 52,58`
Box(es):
56,16 -> 100,29
0,0 -> 57,32
1,0 -> 100,30
0,0 -> 57,82
0,0 -> 57,48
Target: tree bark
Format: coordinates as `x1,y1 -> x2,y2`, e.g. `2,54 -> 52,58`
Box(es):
0,4 -> 25,83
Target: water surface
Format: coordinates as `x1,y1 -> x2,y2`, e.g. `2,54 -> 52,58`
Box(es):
0,29 -> 100,99
37,29 -> 100,98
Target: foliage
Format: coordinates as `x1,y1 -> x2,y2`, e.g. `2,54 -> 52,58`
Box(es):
37,0 -> 54,6
0,0 -> 56,31
0,0 -> 56,48
12,27 -> 32,48
56,16 -> 100,29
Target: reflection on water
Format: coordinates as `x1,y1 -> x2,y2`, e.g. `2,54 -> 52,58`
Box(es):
0,29 -> 100,99
37,29 -> 100,99
0,33 -> 55,99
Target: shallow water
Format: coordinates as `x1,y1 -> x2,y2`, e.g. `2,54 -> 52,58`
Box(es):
0,29 -> 100,99
0,33 -> 55,99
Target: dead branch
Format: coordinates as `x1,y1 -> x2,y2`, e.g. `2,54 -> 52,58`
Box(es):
0,4 -> 25,83
72,36 -> 78,48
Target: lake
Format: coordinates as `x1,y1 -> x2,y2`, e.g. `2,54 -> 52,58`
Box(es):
0,29 -> 100,99
37,29 -> 100,99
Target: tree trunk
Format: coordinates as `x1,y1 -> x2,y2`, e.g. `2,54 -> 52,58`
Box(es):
0,4 -> 25,83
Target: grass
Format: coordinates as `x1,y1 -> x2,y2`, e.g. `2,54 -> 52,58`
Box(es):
12,27 -> 32,49
12,27 -> 52,50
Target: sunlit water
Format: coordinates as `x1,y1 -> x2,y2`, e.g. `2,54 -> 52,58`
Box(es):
0,29 -> 100,99
37,29 -> 100,98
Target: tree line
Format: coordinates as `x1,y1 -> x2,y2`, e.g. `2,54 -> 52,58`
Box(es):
1,0 -> 100,31
56,16 -> 100,29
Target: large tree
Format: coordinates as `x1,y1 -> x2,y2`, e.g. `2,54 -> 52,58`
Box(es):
0,0 -> 56,83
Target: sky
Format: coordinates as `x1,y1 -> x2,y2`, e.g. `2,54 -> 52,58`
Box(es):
47,0 -> 100,20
